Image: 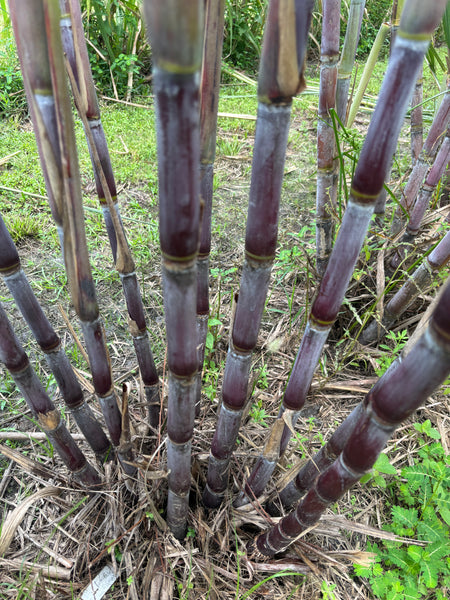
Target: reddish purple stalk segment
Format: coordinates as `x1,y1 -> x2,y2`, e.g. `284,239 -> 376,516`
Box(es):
0,214 -> 111,459
391,81 -> 450,236
195,0 -> 226,411
407,131 -> 450,235
203,102 -> 292,507
315,0 -> 341,275
239,18 -> 435,507
0,303 -> 101,486
204,0 -> 314,509
144,0 -> 204,538
361,230 -> 450,344
255,280 -> 450,555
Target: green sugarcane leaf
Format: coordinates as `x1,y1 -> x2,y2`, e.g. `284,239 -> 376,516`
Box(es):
443,2 -> 450,52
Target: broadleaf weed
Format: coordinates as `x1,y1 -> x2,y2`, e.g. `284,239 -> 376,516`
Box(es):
354,421 -> 450,599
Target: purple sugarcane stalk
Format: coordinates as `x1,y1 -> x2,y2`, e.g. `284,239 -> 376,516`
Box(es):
390,79 -> 450,236
335,0 -> 365,124
315,0 -> 341,276
59,0 -> 160,430
195,0 -> 226,412
0,303 -> 101,487
0,213 -> 112,461
254,275 -> 450,556
237,0 -> 444,507
410,65 -> 424,164
361,228 -> 450,344
203,0 -> 313,509
274,403 -> 364,510
11,0 -> 124,451
389,129 -> 450,270
143,0 -> 204,539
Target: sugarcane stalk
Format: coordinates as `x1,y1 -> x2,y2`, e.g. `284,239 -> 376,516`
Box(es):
254,274 -> 450,556
390,80 -> 450,236
274,403 -> 365,510
347,22 -> 390,128
237,0 -> 443,507
10,0 -> 125,453
411,65 -> 424,164
59,0 -> 161,430
335,0 -> 365,124
315,0 -> 341,276
390,129 -> 450,271
143,0 -> 204,539
203,0 -> 313,510
8,0 -> 65,247
373,0 -> 406,218
0,303 -> 101,487
361,228 -> 450,344
195,0 -> 226,412
0,213 -> 112,461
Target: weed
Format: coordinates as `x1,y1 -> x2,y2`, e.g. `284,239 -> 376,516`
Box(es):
3,213 -> 41,244
249,397 -> 269,426
374,330 -> 409,377
354,421 -> 450,599
203,359 -> 222,403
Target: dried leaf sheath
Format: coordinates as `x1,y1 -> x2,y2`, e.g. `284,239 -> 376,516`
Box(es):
144,0 -> 204,538
0,303 -> 101,487
239,0 -> 441,506
0,214 -> 111,460
9,0 -> 123,448
8,0 -> 64,245
410,65 -> 424,164
255,276 -> 450,556
203,0 -> 313,509
59,0 -> 160,429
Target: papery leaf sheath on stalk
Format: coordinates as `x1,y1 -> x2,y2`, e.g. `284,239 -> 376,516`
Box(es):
315,0 -> 341,276
203,0 -> 313,509
336,0 -> 365,124
60,0 -> 160,430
